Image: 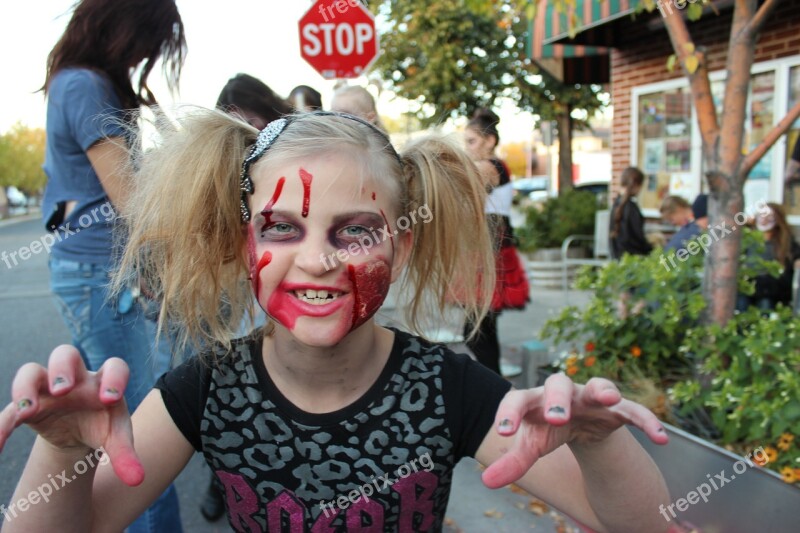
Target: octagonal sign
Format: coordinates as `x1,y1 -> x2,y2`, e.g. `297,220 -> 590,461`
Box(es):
299,0 -> 379,79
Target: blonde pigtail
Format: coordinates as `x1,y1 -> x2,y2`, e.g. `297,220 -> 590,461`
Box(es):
112,108 -> 258,352
399,136 -> 496,340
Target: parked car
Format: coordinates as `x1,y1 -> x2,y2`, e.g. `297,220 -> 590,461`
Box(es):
574,181 -> 609,206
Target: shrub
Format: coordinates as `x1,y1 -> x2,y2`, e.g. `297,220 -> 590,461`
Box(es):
516,189 -> 598,252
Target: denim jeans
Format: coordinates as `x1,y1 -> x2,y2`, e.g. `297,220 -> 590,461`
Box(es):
49,257 -> 183,533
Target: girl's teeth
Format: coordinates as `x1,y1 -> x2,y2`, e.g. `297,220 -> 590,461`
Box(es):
307,289 -> 318,299
318,289 -> 328,299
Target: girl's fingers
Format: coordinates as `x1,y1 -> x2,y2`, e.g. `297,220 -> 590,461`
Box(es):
494,388 -> 543,436
482,430 -> 542,489
47,345 -> 87,396
103,400 -> 144,487
11,362 -> 49,422
95,358 -> 129,404
609,399 -> 669,445
582,377 -> 622,407
542,373 -> 575,426
0,402 -> 20,453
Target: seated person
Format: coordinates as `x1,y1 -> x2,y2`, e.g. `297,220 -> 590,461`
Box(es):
691,194 -> 709,230
660,196 -> 701,252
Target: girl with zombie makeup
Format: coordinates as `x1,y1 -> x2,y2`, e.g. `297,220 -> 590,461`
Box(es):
462,108 -> 530,376
0,110 -> 672,533
737,202 -> 800,311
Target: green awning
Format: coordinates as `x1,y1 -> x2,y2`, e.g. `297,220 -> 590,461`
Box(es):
526,0 -> 636,83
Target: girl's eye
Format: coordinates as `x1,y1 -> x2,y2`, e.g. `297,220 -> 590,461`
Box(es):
342,225 -> 369,237
261,222 -> 300,241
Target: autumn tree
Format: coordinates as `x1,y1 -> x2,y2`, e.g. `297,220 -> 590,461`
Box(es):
0,124 -> 47,196
372,0 -> 605,192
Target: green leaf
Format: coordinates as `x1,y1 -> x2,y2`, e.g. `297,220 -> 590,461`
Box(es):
683,42 -> 696,55
666,54 -> 677,72
687,3 -> 704,21
684,54 -> 700,75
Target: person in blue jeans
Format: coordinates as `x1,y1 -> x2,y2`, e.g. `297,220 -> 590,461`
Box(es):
40,0 -> 186,530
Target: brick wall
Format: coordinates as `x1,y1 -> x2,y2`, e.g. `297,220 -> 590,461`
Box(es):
609,2 -> 800,198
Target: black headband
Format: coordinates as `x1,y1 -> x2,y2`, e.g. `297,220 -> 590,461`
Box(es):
239,111 -> 402,223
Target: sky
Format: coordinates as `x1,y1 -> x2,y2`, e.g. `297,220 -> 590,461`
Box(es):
0,1 -> 537,142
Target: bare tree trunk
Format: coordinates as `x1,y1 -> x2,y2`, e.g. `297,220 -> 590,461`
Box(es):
557,109 -> 573,195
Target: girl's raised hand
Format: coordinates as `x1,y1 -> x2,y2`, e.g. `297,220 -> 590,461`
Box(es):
0,345 -> 144,486
482,373 -> 669,489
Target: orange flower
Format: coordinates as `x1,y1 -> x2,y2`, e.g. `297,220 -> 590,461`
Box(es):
777,433 -> 794,451
630,346 -> 642,358
780,466 -> 797,484
795,468 -> 800,479
752,453 -> 769,466
566,355 -> 578,367
584,341 -> 595,353
764,446 -> 779,463
584,356 -> 596,367
566,366 -> 579,376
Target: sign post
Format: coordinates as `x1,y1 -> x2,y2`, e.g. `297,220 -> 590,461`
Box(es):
299,0 -> 379,79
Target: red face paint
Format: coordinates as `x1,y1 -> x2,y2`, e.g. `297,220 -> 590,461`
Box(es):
247,226 -> 257,282
379,209 -> 395,253
254,251 -> 272,299
264,259 -> 391,339
267,281 -> 350,330
299,168 -> 313,218
347,259 -> 391,331
260,177 -> 286,232
371,192 -> 377,201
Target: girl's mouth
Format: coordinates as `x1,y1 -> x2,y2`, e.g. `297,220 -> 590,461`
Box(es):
293,289 -> 343,305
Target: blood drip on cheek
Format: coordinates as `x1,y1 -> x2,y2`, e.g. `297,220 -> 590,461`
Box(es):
347,260 -> 391,331
299,168 -> 313,218
254,251 -> 272,299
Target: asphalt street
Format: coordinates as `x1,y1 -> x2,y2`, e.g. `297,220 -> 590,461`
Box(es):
0,215 -> 582,533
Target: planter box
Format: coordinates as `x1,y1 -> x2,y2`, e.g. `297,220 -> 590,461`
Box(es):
524,248 -> 588,289
630,423 -> 799,532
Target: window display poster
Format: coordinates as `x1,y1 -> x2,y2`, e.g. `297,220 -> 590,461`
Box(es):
641,172 -> 671,210
669,173 -> 695,201
643,139 -> 664,173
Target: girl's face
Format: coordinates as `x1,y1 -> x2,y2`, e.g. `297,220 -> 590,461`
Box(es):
464,128 -> 494,161
246,151 -> 411,347
756,207 -> 776,232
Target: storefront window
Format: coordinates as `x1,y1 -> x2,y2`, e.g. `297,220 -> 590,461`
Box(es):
636,87 -> 693,211
785,65 -> 800,218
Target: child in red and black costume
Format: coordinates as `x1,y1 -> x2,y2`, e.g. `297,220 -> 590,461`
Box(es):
463,108 -> 530,375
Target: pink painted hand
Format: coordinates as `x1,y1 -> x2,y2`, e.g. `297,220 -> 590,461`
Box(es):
482,373 -> 669,489
0,345 -> 145,486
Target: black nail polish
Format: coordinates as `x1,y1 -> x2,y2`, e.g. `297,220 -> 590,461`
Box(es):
548,406 -> 566,416
498,418 -> 513,430
53,376 -> 67,387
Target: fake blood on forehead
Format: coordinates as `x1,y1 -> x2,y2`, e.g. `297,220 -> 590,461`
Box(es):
260,177 -> 286,232
299,168 -> 313,218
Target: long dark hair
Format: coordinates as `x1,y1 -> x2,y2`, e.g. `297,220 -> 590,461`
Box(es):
216,74 -> 292,125
611,167 -> 645,237
43,0 -> 186,109
765,202 -> 793,265
467,108 -> 500,147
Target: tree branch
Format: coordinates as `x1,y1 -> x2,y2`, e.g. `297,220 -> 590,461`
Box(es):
740,99 -> 800,178
747,0 -> 781,37
661,11 -> 720,152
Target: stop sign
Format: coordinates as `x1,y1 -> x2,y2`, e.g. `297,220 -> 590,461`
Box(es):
299,0 -> 379,79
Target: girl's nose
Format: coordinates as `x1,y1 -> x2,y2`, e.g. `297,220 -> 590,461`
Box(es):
294,236 -> 340,276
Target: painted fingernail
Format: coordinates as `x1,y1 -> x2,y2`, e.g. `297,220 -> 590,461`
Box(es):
657,426 -> 666,433
104,387 -> 120,399
498,418 -> 513,431
548,406 -> 567,417
53,376 -> 68,389
17,399 -> 32,411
